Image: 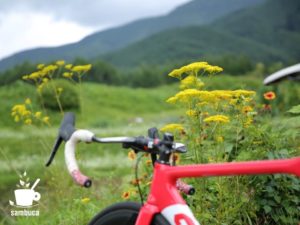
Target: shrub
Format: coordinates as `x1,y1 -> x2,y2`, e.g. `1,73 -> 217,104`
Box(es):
40,79 -> 80,111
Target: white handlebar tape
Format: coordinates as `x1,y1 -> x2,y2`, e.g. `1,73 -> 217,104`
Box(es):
65,129 -> 94,187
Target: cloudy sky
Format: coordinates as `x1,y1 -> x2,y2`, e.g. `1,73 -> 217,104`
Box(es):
0,0 -> 191,60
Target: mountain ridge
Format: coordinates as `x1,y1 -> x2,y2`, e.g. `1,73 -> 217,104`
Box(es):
102,0 -> 300,68
0,0 -> 264,71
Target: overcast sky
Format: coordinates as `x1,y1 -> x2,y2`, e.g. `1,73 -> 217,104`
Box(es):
0,0 -> 191,60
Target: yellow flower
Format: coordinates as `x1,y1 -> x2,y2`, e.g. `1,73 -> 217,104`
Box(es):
63,72 -> 73,78
204,115 -> 230,124
166,88 -> 255,106
244,117 -> 253,128
183,62 -> 210,75
42,65 -> 58,74
210,90 -> 232,100
42,78 -> 49,83
37,64 -> 45,69
128,150 -> 136,160
72,64 -> 92,73
180,75 -> 204,90
57,87 -> 63,94
23,110 -> 31,116
229,99 -> 238,105
166,96 -> 178,104
35,111 -> 42,118
81,197 -> 90,204
168,69 -> 181,79
232,90 -> 256,98
122,191 -> 130,200
65,64 -> 73,70
169,62 -> 223,78
22,75 -> 29,80
206,65 -> 223,74
56,60 -> 65,66
197,102 -> 208,107
160,124 -> 184,133
14,115 -> 20,122
169,62 -> 210,78
24,119 -> 32,125
186,109 -> 197,117
12,104 -> 25,112
25,98 -> 31,105
28,72 -> 41,80
216,136 -> 224,143
172,89 -> 203,103
242,106 -> 253,114
42,116 -> 50,124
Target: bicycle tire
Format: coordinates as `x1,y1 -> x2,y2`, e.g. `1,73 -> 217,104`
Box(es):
88,201 -> 171,225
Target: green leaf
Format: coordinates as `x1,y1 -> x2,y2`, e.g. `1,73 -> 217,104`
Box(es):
274,195 -> 281,203
287,105 -> 300,114
266,186 -> 274,193
263,205 -> 272,214
224,143 -> 234,153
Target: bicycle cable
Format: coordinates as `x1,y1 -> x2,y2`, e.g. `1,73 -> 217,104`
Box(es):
135,153 -> 145,205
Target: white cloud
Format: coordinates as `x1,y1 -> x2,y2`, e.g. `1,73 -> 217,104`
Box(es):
0,0 -> 191,26
0,0 -> 191,60
0,12 -> 98,59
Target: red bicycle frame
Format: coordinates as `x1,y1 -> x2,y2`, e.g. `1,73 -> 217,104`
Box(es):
136,157 -> 300,225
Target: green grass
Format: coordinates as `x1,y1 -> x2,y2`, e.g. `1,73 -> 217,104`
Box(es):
0,81 -> 183,224
1,76 -> 299,224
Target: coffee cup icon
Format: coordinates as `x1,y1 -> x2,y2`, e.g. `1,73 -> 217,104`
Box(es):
14,189 -> 40,206
13,178 -> 41,207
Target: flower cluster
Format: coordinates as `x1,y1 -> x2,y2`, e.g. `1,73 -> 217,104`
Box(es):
72,64 -> 92,73
12,60 -> 92,125
160,123 -> 185,133
11,98 -> 50,125
22,60 -> 92,94
169,62 -> 223,78
166,89 -> 255,105
203,115 -> 230,124
180,75 -> 204,90
162,61 -> 259,164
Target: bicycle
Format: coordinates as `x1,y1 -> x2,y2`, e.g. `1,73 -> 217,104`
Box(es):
46,112 -> 300,225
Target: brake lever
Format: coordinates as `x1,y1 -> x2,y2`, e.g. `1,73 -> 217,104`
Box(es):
45,137 -> 63,166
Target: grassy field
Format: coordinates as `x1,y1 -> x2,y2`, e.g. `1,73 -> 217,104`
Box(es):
1,74 -> 299,224
0,81 -> 183,224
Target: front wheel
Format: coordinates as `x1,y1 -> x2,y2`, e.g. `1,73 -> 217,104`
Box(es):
88,201 -> 170,225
